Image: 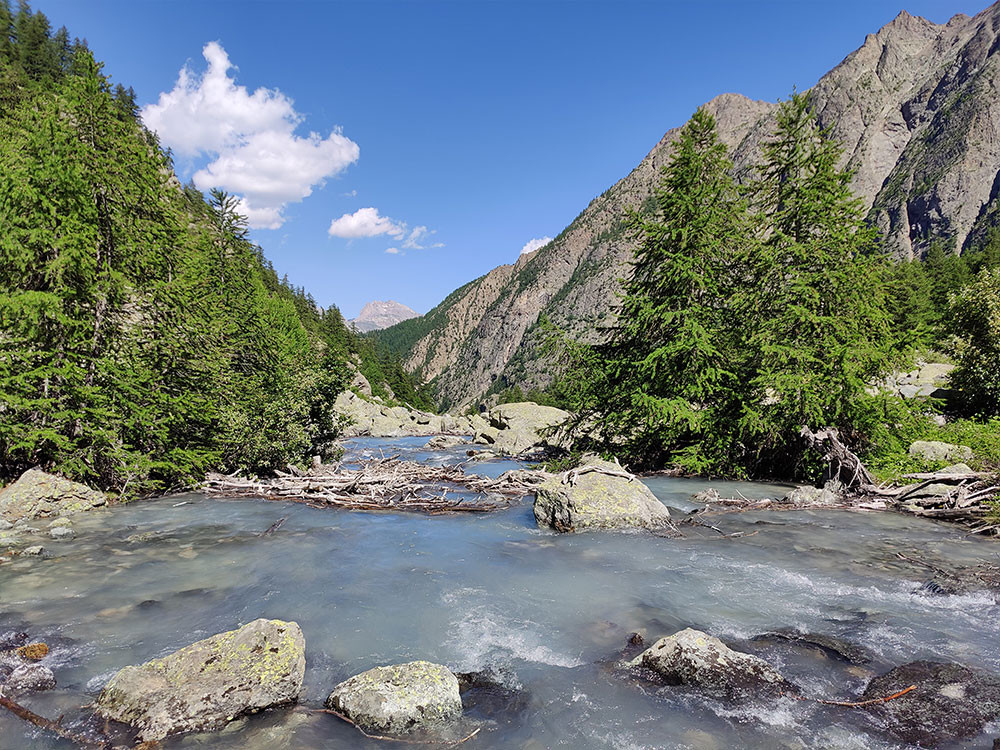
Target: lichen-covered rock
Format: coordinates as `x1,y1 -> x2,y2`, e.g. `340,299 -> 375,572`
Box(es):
783,480 -> 844,506
533,457 -> 670,532
476,402 -> 570,455
0,469 -> 107,524
860,660 -> 1000,747
326,660 -> 462,735
96,618 -> 305,741
908,440 -> 974,463
15,642 -> 49,661
629,628 -> 794,700
5,664 -> 55,692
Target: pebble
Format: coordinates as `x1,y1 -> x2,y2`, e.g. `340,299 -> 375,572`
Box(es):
50,526 -> 75,540
22,545 -> 44,556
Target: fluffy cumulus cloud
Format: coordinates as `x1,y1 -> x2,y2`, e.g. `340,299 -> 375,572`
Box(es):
327,207 -> 405,239
142,42 -> 359,229
520,236 -> 553,255
328,209 -> 442,255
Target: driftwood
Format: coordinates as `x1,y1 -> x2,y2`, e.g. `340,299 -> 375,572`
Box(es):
204,458 -> 545,514
0,691 -> 110,748
800,426 -> 874,489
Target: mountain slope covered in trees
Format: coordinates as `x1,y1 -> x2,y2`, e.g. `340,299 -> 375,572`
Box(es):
0,1 -> 423,495
378,2 -> 1000,411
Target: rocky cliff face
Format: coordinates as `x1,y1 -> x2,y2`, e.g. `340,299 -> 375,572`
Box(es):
349,300 -> 419,332
379,3 -> 1000,410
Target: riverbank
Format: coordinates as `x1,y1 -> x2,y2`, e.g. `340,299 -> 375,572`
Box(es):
2,436 -> 1000,748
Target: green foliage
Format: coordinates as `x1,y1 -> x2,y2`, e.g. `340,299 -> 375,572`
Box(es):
948,269 -> 1000,416
0,8 -> 421,494
558,95 -> 903,480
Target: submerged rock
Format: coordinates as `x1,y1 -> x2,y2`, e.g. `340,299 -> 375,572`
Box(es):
534,456 -> 670,532
0,468 -> 107,524
629,628 -> 794,700
861,660 -> 1000,747
4,664 -> 56,692
456,668 -> 529,724
326,660 -> 462,735
96,618 -> 305,741
750,629 -> 872,664
425,435 -> 467,450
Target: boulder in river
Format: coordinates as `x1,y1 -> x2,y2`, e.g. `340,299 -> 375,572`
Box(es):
477,402 -> 570,456
533,456 -> 671,532
860,660 -> 1000,747
326,660 -> 463,735
629,628 -> 794,700
96,618 -> 305,742
0,468 -> 107,524
4,663 -> 56,692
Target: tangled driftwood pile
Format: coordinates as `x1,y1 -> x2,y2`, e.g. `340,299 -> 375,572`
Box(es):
204,457 -> 545,514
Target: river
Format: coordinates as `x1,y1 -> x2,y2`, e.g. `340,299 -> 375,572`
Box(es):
1,436 -> 998,748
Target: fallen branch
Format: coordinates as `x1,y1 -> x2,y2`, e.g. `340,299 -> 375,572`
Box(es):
204,458 -> 544,515
815,684 -> 916,708
782,684 -> 916,708
0,692 -> 110,748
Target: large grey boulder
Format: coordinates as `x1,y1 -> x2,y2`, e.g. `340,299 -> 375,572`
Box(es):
783,480 -> 845,507
860,661 -> 1000,747
630,628 -> 794,700
909,440 -> 973,463
479,402 -> 570,455
326,660 -> 462,735
533,456 -> 670,532
0,469 -> 107,524
96,618 -> 305,742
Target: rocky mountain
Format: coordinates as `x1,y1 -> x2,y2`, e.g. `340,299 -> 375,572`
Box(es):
377,3 -> 1000,410
349,300 -> 419,332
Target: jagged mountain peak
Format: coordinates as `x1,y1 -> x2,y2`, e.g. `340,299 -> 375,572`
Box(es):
349,300 -> 419,333
379,1 -> 1000,410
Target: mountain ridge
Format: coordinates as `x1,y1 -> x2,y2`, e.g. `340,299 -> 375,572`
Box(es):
377,2 -> 1000,410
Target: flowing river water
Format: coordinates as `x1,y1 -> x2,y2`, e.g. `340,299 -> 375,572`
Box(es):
2,436 -> 999,749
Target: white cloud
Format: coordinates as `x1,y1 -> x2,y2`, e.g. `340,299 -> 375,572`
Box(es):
328,207 -> 405,239
328,209 -> 443,251
520,236 -> 553,255
142,41 -> 359,229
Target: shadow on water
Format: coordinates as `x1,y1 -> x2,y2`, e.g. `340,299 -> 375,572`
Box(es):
2,437 -> 1000,748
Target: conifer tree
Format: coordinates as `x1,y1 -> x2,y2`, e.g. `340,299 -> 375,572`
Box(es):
739,92 -> 896,473
582,108 -> 750,470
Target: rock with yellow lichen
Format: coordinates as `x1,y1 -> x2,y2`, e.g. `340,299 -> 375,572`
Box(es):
95,618 -> 305,742
0,468 -> 107,524
326,660 -> 462,735
533,455 -> 670,532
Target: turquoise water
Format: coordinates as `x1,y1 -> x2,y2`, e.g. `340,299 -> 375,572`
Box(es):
1,436 -> 999,749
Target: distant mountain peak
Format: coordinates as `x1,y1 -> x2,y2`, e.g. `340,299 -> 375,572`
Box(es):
349,300 -> 419,332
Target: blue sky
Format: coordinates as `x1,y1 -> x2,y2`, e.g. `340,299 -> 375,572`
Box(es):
36,0 -> 987,318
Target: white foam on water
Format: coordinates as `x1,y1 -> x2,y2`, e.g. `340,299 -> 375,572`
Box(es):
443,587 -> 585,670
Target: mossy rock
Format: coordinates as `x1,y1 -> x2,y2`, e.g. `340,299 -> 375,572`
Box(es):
96,618 -> 305,741
326,660 -> 462,735
533,457 -> 670,532
0,469 -> 107,524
